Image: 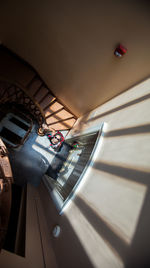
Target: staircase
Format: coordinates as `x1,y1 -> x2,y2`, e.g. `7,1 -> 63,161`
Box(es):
0,76 -> 77,131
26,75 -> 77,130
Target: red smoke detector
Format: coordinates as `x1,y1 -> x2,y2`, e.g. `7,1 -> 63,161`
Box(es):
114,44 -> 127,58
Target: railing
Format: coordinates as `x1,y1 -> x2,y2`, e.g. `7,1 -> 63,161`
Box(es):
26,74 -> 78,130
0,77 -> 77,131
0,78 -> 45,126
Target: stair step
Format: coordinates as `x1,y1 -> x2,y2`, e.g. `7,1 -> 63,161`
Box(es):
46,109 -> 74,124
44,102 -> 63,117
39,95 -> 55,110
27,79 -> 43,96
34,86 -> 49,102
0,128 -> 23,146
9,117 -> 30,131
0,113 -> 31,146
47,118 -> 76,130
0,116 -> 27,138
26,75 -> 37,89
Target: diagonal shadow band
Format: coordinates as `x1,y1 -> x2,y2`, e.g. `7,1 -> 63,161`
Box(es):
74,195 -> 128,261
92,161 -> 150,185
125,189 -> 150,268
45,106 -> 76,129
103,123 -> 150,137
36,184 -> 94,268
85,93 -> 150,124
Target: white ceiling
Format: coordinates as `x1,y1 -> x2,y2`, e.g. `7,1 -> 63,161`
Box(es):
0,1 -> 150,116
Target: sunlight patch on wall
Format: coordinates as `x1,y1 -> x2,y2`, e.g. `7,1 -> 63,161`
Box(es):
67,202 -> 124,268
80,168 -> 147,245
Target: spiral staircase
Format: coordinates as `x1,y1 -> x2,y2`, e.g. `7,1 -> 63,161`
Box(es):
0,76 -> 77,131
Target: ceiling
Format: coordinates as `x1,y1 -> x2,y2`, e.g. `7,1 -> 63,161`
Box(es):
0,1 -> 150,117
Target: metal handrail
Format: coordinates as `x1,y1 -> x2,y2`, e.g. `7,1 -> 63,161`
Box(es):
0,77 -> 45,126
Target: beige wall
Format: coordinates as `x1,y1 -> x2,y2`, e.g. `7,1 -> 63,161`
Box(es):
0,1 -> 150,116
38,78 -> 150,268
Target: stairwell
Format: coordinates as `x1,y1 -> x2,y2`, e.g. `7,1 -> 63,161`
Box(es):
0,45 -> 77,132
